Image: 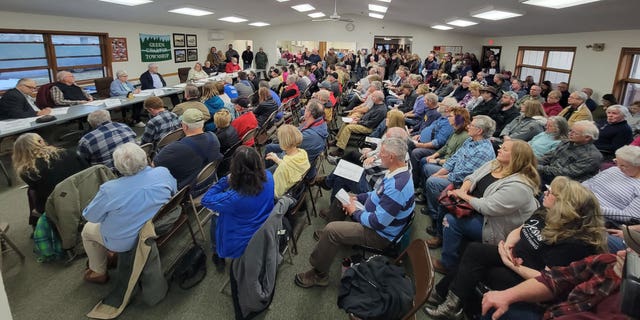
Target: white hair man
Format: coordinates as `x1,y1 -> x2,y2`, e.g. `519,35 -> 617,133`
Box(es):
51,71 -> 93,106
140,63 -> 180,106
81,142 -> 176,283
558,91 -> 593,127
77,109 -> 136,168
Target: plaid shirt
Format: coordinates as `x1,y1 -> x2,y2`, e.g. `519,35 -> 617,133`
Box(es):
140,110 -> 180,145
536,253 -> 621,319
78,122 -> 136,168
443,137 -> 495,185
50,85 -> 92,106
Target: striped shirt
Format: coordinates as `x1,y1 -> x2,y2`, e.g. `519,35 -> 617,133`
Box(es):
141,110 -> 180,145
352,166 -> 415,241
582,166 -> 640,222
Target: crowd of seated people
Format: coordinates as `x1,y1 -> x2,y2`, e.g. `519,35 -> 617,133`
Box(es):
4,44 -> 640,320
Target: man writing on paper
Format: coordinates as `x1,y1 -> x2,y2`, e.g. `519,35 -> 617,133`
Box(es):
295,137 -> 415,288
0,78 -> 51,120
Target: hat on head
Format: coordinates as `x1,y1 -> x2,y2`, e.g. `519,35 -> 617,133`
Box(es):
479,86 -> 497,96
329,72 -> 339,79
179,108 -> 204,124
318,81 -> 331,89
232,97 -> 250,108
502,91 -> 518,100
623,225 -> 640,253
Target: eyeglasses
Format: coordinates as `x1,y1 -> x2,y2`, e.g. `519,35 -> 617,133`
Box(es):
22,84 -> 37,90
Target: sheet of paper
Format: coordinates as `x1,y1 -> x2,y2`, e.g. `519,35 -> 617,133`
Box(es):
334,159 -> 364,183
104,99 -> 122,108
153,89 -> 165,96
84,100 -> 104,106
49,107 -> 70,115
335,189 -> 364,210
365,137 -> 381,145
133,91 -> 152,97
341,117 -> 353,124
173,83 -> 187,88
0,118 -> 33,132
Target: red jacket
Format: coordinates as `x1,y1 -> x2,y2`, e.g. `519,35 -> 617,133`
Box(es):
231,112 -> 258,146
225,62 -> 242,73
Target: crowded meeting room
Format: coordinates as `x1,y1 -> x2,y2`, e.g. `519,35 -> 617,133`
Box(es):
2,0 -> 640,319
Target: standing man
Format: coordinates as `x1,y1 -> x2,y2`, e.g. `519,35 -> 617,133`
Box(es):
0,78 -> 51,119
241,46 -> 254,70
255,47 -> 269,79
225,44 -> 239,63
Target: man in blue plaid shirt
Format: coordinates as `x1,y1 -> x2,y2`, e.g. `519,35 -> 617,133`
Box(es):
77,109 -> 136,168
140,96 -> 180,146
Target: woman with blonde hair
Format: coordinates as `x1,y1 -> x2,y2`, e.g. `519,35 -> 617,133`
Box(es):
13,133 -> 88,226
426,176 -> 606,318
498,100 -> 546,141
266,124 -> 311,197
459,81 -> 482,110
386,109 -> 405,129
213,109 -> 240,155
187,62 -> 208,82
200,82 -> 225,131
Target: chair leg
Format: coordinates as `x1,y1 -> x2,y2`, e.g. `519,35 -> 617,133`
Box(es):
307,187 -> 318,217
0,160 -> 12,187
1,232 -> 25,260
305,203 -> 312,226
189,199 -> 207,240
219,278 -> 231,293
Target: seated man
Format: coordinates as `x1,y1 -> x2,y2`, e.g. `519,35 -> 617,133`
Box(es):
0,78 -> 51,119
140,96 -> 180,146
225,57 -> 242,74
81,142 -> 176,283
329,91 -> 387,157
538,120 -> 603,185
234,71 -> 254,99
140,63 -> 180,106
231,97 -> 258,146
51,71 -> 93,106
77,109 -> 136,168
224,77 -> 239,99
481,226 -> 640,320
558,91 -> 593,127
172,84 -> 211,121
295,137 -> 415,288
153,109 -> 222,190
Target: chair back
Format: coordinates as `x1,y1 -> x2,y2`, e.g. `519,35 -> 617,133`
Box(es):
241,128 -> 258,145
178,67 -> 191,83
94,76 -> 113,99
218,140 -> 241,176
35,83 -> 56,109
157,128 -> 186,150
140,143 -> 154,163
191,161 -> 219,197
153,185 -> 191,248
393,239 -> 434,320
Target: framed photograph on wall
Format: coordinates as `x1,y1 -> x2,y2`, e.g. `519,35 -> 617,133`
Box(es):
173,33 -> 185,47
187,49 -> 198,61
186,34 -> 197,47
175,49 -> 186,63
109,37 -> 128,62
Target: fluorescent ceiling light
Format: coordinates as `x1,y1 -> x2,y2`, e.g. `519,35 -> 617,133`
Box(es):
377,0 -> 392,2
169,7 -> 213,16
472,9 -> 522,20
276,0 -> 290,2
248,22 -> 270,27
368,4 -> 388,13
446,19 -> 477,27
218,16 -> 248,23
521,0 -> 601,9
291,4 -> 315,12
99,0 -> 152,6
368,12 -> 384,19
431,25 -> 453,30
308,12 -> 326,18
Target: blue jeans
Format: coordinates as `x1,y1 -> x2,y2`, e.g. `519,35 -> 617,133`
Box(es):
608,234 -> 627,253
441,213 -> 483,269
325,171 -> 371,199
410,148 -> 436,187
424,174 -> 450,236
264,143 -> 283,168
209,215 -> 218,253
481,302 -> 544,320
385,95 -> 402,107
243,63 -> 251,70
370,120 -> 386,138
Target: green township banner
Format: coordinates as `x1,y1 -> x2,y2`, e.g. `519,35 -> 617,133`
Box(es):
139,33 -> 172,62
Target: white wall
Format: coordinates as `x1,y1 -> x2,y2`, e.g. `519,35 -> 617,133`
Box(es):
485,29 -> 640,100
0,11 -> 235,85
233,18 -> 482,68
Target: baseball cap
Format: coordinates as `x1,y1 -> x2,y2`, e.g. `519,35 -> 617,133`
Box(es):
502,91 -> 518,100
232,97 -> 250,108
179,108 -> 204,124
318,81 -> 332,89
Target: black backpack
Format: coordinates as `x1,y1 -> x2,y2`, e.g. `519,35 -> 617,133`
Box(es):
171,244 -> 207,289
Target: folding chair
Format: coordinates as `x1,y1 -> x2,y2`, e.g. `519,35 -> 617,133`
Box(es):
393,239 -> 435,320
0,222 -> 25,263
0,160 -> 12,186
140,143 -> 154,164
188,161 -> 219,240
284,167 -> 313,255
241,128 -> 258,146
218,140 -> 241,177
253,110 -> 279,153
153,186 -> 197,250
156,128 -> 185,150
353,211 -> 415,258
305,156 -> 325,218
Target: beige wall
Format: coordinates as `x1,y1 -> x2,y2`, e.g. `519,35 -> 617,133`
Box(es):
233,18 -> 482,69
0,11 -> 235,85
484,29 -> 640,101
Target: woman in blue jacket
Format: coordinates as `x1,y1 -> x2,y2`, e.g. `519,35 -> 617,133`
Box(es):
202,146 -> 275,271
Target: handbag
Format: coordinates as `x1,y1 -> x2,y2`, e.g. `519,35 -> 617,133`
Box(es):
437,184 -> 475,218
171,244 -> 207,289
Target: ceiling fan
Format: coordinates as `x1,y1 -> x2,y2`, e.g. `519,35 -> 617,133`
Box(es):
312,0 -> 354,22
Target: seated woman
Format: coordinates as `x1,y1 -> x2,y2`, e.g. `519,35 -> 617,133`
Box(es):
201,82 -> 225,131
426,176 -> 606,319
433,140 -> 540,274
459,81 -> 482,111
81,143 -> 176,283
12,133 -> 88,226
187,62 -> 208,82
280,74 -> 300,106
594,104 -> 633,161
266,124 -> 310,197
528,116 -> 569,158
498,100 -> 546,142
541,90 -> 563,117
110,70 -> 144,126
583,145 -> 640,224
214,109 -> 240,155
201,146 -> 275,271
